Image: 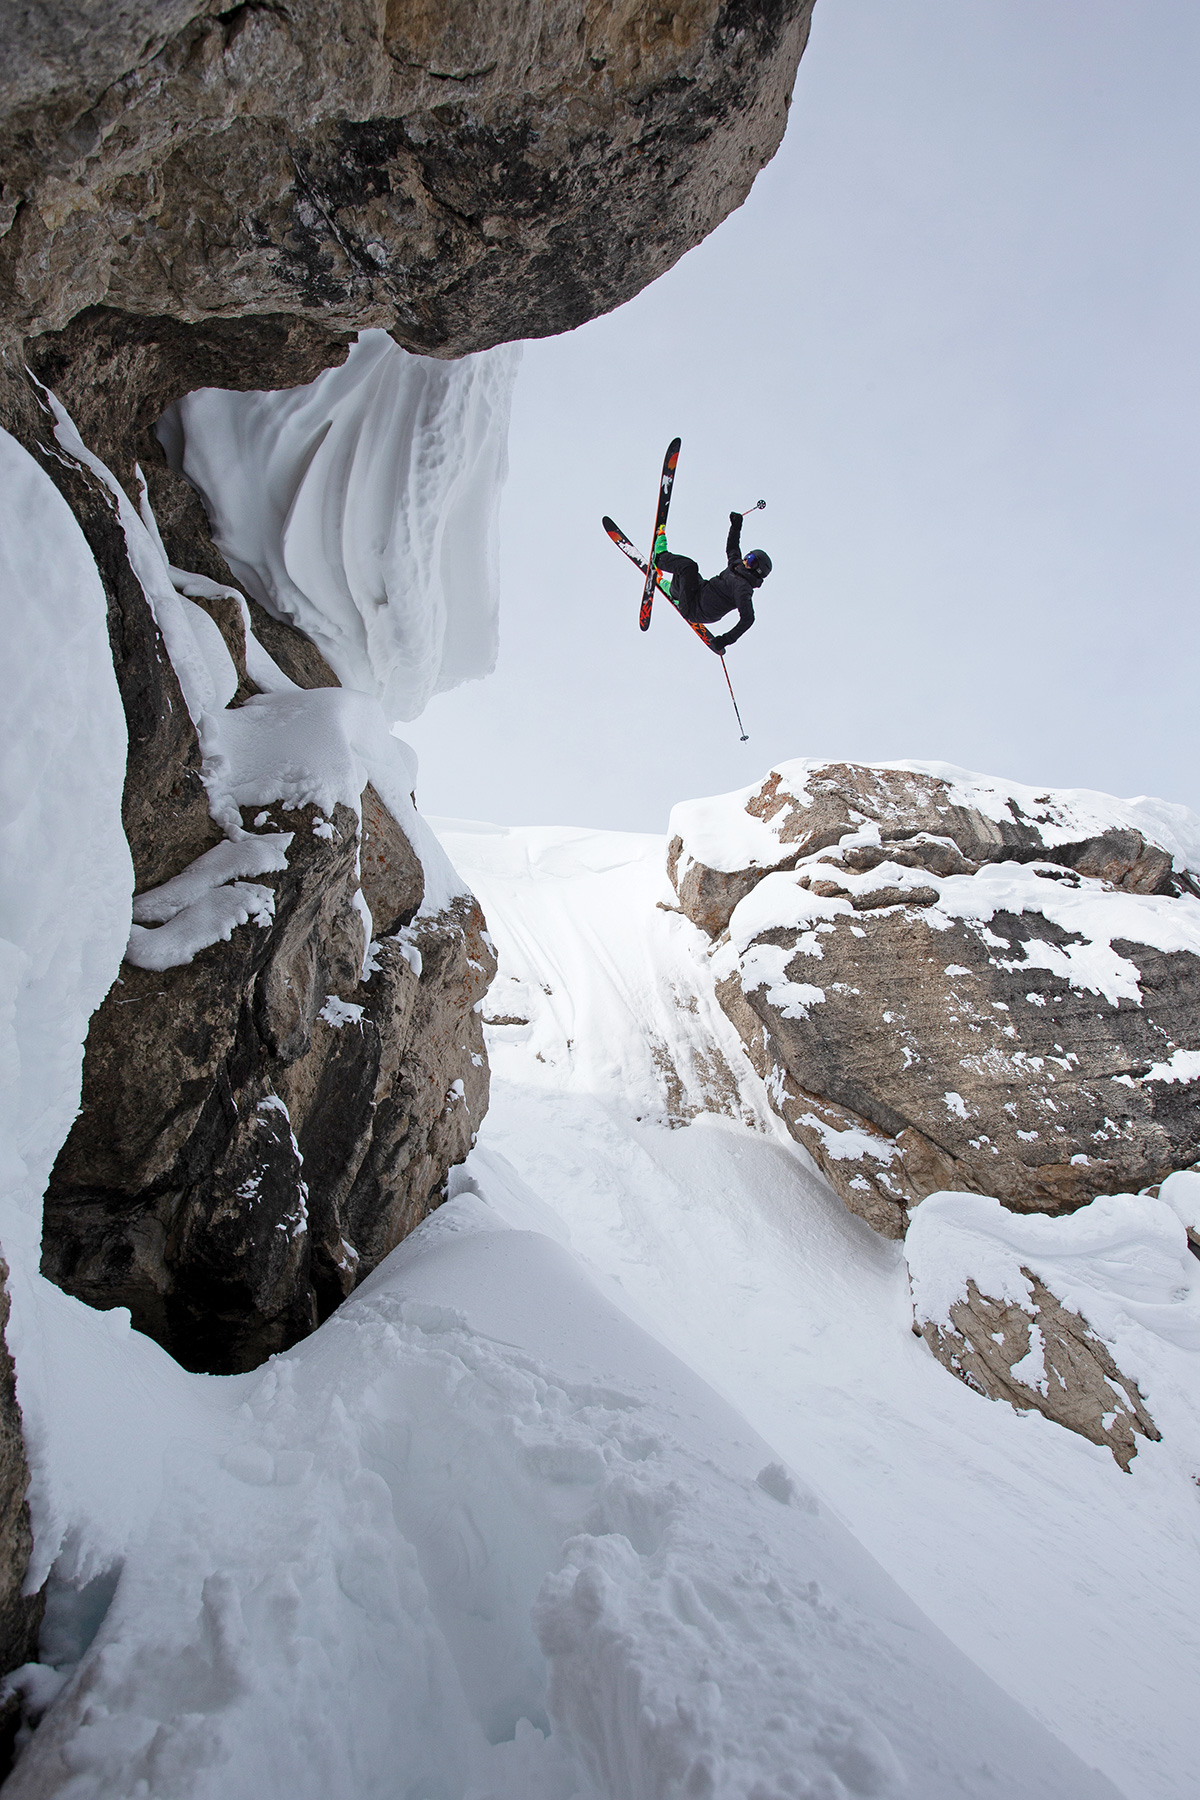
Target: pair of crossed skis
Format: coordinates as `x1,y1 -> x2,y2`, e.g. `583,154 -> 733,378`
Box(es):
602,438 -> 759,740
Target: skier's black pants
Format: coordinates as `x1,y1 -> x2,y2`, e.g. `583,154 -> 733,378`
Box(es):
656,552 -> 702,620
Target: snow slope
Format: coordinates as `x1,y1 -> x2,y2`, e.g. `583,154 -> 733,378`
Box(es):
1,410 -> 1187,1795
6,1192 -> 1121,1800
0,424 -> 1128,1793
437,818 -> 1200,1800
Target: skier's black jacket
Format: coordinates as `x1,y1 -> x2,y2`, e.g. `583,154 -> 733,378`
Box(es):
692,515 -> 756,642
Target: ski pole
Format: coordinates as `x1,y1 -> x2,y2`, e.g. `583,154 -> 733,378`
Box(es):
719,656 -> 750,741
737,499 -> 766,515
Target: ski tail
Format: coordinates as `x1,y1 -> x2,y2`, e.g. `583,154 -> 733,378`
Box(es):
639,437 -> 681,632
602,514 -> 719,653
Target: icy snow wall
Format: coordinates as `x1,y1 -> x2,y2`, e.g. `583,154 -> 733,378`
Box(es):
160,332 -> 519,722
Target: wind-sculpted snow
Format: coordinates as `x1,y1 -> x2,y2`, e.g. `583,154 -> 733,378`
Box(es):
48,383 -> 468,962
160,332 -> 518,722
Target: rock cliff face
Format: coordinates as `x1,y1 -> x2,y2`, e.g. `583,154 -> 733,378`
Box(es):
0,0 -> 815,1376
2,0 -> 814,371
0,1260 -> 42,1773
670,760 -> 1200,1238
16,383 -> 495,1374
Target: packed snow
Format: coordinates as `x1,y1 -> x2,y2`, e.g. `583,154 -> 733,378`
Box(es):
159,332 -> 519,721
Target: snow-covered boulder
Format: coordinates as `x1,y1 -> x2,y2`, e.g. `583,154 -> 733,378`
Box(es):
7,386 -> 496,1375
670,760 -> 1200,1237
904,1184 -> 1200,1468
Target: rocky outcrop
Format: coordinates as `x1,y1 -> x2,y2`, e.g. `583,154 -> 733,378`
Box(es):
2,0 -> 813,379
0,1 -> 815,1374
918,1269 -> 1159,1472
0,1258 -> 42,1773
43,789 -> 493,1373
902,1187 -> 1186,1469
668,761 -> 1185,940
671,761 -> 1200,1237
5,378 -> 494,1375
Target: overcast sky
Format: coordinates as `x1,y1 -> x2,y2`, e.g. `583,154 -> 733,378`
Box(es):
406,0 -> 1200,834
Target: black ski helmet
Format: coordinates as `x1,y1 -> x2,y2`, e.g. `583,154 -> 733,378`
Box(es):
744,549 -> 772,583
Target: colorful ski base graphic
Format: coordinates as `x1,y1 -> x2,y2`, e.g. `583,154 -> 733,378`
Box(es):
602,515 -> 719,653
639,437 -> 681,633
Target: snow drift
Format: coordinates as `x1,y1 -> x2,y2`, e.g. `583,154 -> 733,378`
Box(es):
159,332 -> 519,722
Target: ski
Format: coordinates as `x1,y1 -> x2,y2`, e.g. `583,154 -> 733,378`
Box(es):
602,515 -> 719,652
638,437 -> 681,632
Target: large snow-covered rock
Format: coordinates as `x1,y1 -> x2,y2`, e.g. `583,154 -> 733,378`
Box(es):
4,389 -> 496,1375
670,760 -> 1200,1237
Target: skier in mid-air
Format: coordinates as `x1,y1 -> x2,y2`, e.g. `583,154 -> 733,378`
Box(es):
601,439 -> 763,737
655,511 -> 772,655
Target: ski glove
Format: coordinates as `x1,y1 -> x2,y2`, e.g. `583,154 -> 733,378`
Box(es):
729,511 -> 743,527
712,633 -> 731,654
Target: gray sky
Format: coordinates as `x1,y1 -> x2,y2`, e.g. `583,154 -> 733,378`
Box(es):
406,0 -> 1200,834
